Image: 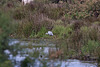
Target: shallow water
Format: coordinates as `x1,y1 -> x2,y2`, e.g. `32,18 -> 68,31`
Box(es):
4,39 -> 97,67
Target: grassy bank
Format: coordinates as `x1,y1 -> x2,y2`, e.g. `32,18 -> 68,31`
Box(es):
10,0 -> 100,39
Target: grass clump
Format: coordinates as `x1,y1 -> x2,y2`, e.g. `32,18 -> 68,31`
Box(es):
16,19 -> 53,38
36,27 -> 47,38
13,7 -> 27,20
80,26 -> 90,43
52,25 -> 73,39
81,40 -> 100,56
22,22 -> 33,37
45,8 -> 64,20
16,21 -> 33,38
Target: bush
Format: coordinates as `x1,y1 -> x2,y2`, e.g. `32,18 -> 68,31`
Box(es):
16,13 -> 53,38
81,40 -> 100,55
43,6 -> 65,20
13,7 -> 28,20
36,27 -> 47,37
80,26 -> 90,43
52,25 -> 73,39
22,22 -> 33,37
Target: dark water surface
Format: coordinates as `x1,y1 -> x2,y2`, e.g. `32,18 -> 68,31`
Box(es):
4,39 -> 97,67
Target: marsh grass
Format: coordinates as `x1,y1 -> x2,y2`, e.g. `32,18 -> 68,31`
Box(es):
81,40 -> 100,56
1,0 -> 100,61
36,27 -> 47,37
52,25 -> 73,39
57,20 -> 100,60
9,0 -> 100,39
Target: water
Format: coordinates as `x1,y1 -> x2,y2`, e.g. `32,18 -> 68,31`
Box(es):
5,39 -> 97,67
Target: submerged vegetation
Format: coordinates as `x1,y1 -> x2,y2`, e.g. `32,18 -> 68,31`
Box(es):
0,0 -> 100,66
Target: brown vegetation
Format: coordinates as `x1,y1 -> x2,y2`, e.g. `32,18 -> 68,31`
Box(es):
49,49 -> 63,59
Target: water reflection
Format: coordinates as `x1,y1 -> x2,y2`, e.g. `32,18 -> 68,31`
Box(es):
5,39 -> 97,67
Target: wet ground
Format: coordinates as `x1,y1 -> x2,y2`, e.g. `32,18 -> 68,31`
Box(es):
4,39 -> 97,67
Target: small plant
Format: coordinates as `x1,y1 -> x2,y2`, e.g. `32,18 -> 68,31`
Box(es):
81,40 -> 100,56
52,25 -> 73,39
36,27 -> 47,37
52,25 -> 65,35
80,26 -> 90,44
44,7 -> 64,20
29,31 -> 35,38
80,26 -> 90,38
22,22 -> 33,37
13,6 -> 27,20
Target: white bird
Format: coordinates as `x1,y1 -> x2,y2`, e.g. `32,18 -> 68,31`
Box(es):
46,31 -> 53,36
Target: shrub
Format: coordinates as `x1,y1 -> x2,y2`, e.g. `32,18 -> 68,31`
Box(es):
52,25 -> 73,39
13,7 -> 27,20
80,26 -> 90,43
81,40 -> 100,55
36,27 -> 47,37
16,12 -> 53,38
43,7 -> 65,20
16,21 -> 33,38
22,22 -> 33,37
89,26 -> 99,41
29,31 -> 35,38
52,25 -> 65,35
88,1 -> 100,17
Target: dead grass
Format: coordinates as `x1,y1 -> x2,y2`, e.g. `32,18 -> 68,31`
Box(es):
49,49 -> 63,59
